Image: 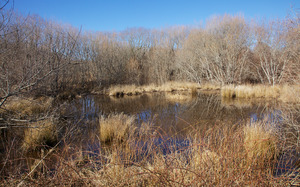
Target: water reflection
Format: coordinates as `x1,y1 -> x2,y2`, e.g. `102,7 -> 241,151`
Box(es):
1,91 -> 296,179
62,92 -> 282,143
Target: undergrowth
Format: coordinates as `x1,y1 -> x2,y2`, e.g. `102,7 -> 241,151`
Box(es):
3,115 -> 299,186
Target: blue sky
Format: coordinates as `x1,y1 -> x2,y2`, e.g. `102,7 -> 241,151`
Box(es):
13,0 -> 299,32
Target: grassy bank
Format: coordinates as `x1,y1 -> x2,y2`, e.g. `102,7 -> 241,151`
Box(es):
107,81 -> 220,96
221,84 -> 300,103
0,96 -> 53,118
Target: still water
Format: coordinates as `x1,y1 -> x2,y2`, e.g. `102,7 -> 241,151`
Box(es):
61,91 -> 281,146
0,91 -> 292,177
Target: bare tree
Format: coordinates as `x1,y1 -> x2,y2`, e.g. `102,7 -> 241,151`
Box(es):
177,14 -> 251,85
176,29 -> 206,84
0,12 -> 80,107
146,26 -> 188,84
284,7 -> 300,84
2,5 -> 297,107
252,19 -> 295,85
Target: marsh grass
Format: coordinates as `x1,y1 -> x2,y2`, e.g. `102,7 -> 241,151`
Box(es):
201,82 -> 221,90
99,113 -> 136,143
108,84 -> 143,96
3,114 -> 299,186
82,122 -> 290,186
22,119 -> 58,151
2,96 -> 53,117
29,120 -> 294,186
243,120 -> 279,167
221,84 -> 299,102
108,81 -> 201,96
221,84 -> 236,98
108,81 -> 224,98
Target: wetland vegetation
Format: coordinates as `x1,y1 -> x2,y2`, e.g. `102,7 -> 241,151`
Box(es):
0,1 -> 299,186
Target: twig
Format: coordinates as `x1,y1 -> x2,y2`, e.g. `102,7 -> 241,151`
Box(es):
16,140 -> 61,187
0,137 -> 15,174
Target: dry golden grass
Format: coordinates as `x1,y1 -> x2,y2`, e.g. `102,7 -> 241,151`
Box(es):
221,84 -> 236,98
108,84 -> 143,96
107,82 -> 223,97
11,117 -> 298,186
243,120 -> 279,166
3,96 -> 53,117
191,148 -> 221,171
200,82 -> 221,90
99,113 -> 136,143
83,122 -> 289,186
22,119 -> 57,151
164,81 -> 200,91
108,81 -> 201,96
279,84 -> 300,103
142,83 -> 159,92
221,84 -> 300,102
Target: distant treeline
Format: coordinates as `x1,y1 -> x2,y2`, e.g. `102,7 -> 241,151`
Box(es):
0,4 -> 299,101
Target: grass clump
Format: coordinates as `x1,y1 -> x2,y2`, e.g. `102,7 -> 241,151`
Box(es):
8,118 -> 297,186
87,123 -> 287,186
190,148 -> 221,175
221,84 -> 236,98
99,113 -> 136,143
243,120 -> 279,166
22,119 -> 58,151
108,81 -> 201,96
221,84 -> 283,99
3,96 -> 53,117
108,84 -> 142,96
200,82 -> 221,90
163,81 -> 200,92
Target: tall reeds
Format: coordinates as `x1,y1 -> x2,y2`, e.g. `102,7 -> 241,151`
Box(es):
5,116 -> 298,186
22,119 -> 58,151
107,81 -> 201,96
221,84 -> 299,102
3,110 -> 299,186
86,121 -> 288,186
3,96 -> 53,117
243,120 -> 279,166
99,113 -> 136,143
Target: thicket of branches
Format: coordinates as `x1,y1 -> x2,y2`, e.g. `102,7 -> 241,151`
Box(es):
0,1 -> 299,105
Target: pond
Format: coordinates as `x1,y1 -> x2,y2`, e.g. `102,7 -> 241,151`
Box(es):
60,91 -> 282,150
0,91 -> 296,180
